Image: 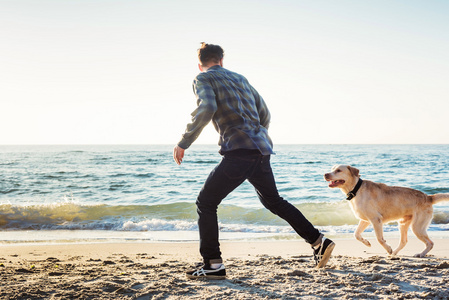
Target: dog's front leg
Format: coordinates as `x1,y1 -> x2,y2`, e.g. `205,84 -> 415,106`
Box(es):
354,219 -> 371,247
371,218 -> 393,255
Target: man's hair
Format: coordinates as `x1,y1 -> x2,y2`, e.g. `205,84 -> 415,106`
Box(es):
198,42 -> 224,66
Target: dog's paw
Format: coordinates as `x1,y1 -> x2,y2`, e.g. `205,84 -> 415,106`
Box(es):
414,253 -> 426,258
362,240 -> 371,247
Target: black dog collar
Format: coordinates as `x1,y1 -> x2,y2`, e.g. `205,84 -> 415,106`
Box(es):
346,178 -> 363,201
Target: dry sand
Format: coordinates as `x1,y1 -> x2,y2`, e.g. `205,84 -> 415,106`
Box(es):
1,238 -> 448,299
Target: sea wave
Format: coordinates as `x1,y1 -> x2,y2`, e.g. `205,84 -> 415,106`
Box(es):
1,202 -> 448,232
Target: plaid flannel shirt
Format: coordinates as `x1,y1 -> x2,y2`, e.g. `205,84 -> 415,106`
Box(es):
178,65 -> 274,155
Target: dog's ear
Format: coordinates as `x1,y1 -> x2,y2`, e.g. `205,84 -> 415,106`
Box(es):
348,166 -> 360,178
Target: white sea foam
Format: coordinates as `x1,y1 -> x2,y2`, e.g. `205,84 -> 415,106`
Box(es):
122,219 -> 198,231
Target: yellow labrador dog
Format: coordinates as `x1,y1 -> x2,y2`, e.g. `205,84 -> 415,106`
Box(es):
324,165 -> 449,257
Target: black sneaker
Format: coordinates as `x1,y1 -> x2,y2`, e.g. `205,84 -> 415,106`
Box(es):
186,264 -> 226,279
313,237 -> 335,268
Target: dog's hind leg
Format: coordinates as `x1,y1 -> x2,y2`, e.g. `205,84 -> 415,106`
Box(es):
355,219 -> 371,247
392,216 -> 412,256
371,218 -> 393,255
411,212 -> 434,257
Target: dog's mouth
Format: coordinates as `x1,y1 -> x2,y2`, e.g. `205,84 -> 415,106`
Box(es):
328,180 -> 345,188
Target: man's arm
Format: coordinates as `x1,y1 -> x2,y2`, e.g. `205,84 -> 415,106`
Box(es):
178,77 -> 217,149
250,85 -> 271,129
174,76 -> 217,164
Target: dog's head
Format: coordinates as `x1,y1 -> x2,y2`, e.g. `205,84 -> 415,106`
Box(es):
324,165 -> 360,189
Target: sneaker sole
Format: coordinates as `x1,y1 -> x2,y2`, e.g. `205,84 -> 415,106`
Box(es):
316,241 -> 335,268
186,274 -> 226,280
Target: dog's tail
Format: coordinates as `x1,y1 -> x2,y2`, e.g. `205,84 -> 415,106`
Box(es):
430,193 -> 449,204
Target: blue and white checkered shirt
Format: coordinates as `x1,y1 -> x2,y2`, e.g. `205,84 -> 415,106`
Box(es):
178,65 -> 274,155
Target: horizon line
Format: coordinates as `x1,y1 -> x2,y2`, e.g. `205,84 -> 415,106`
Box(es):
1,143 -> 448,146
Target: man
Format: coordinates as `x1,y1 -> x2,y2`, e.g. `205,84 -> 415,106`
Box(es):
174,43 -> 335,279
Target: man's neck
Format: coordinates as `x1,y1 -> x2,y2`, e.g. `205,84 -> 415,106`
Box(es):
201,63 -> 220,72
199,59 -> 223,72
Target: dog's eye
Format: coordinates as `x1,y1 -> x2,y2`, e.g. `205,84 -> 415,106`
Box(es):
336,169 -> 341,173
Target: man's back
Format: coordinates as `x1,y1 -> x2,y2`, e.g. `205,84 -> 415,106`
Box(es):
192,65 -> 274,154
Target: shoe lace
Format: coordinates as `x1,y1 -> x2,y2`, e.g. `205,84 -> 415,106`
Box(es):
193,268 -> 207,276
312,238 -> 326,266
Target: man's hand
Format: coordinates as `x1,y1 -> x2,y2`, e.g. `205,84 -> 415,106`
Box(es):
173,145 -> 185,165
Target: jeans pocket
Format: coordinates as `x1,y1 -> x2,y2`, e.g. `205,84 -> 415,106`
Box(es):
222,157 -> 255,180
260,156 -> 272,173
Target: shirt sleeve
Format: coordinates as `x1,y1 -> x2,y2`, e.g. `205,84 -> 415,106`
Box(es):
177,76 -> 218,150
250,85 -> 271,129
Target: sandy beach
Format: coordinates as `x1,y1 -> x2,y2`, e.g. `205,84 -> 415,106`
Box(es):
1,238 -> 448,299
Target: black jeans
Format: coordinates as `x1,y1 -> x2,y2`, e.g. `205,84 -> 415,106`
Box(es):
196,151 -> 321,264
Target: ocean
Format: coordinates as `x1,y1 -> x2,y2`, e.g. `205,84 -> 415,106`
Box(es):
1,144 -> 449,245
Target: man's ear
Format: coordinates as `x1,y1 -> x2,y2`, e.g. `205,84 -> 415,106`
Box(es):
198,63 -> 204,72
348,166 -> 360,178
219,58 -> 223,67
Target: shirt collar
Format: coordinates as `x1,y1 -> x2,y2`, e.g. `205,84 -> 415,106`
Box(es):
207,65 -> 222,71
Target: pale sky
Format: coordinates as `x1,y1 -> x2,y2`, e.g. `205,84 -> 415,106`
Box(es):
1,0 -> 448,145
